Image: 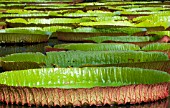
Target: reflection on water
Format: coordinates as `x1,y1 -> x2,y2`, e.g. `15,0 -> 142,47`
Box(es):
0,97 -> 169,108
0,43 -> 46,57
0,38 -> 59,57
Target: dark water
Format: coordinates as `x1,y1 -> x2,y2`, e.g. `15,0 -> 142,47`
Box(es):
0,38 -> 59,57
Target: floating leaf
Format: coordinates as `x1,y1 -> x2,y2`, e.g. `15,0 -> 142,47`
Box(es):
63,10 -> 115,17
1,13 -> 48,18
0,67 -> 169,88
53,43 -> 141,51
94,16 -> 128,22
133,13 -> 170,22
56,27 -> 147,41
142,43 -> 170,51
72,27 -> 146,35
135,19 -> 170,29
148,31 -> 170,37
1,51 -> 169,70
125,7 -> 167,12
46,51 -> 169,67
79,21 -> 134,28
1,52 -> 45,63
0,67 -> 169,106
24,5 -> 83,10
0,28 -> 51,43
6,18 -> 28,24
85,36 -> 156,43
28,18 -> 91,25
81,60 -> 170,73
0,22 -> 6,26
5,9 -> 41,14
4,27 -> 50,35
1,52 -> 46,70
43,26 -> 72,32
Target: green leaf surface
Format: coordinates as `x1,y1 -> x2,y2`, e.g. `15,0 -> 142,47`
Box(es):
0,22 -> 6,26
1,27 -> 51,35
46,51 -> 169,67
148,31 -> 170,37
1,13 -> 48,18
0,67 -> 169,88
2,51 -> 168,69
85,36 -> 156,43
1,52 -> 45,63
28,18 -> 91,25
120,11 -> 156,15
0,27 -> 50,43
0,4 -> 5,7
6,18 -> 28,24
142,43 -> 170,51
63,10 -> 115,17
79,21 -> 134,27
81,60 -> 170,73
24,6 -> 83,10
72,27 -> 147,35
54,43 -> 140,51
5,9 -> 41,14
135,19 -> 170,29
125,7 -> 167,12
0,33 -> 49,43
94,16 -> 128,22
133,13 -> 170,22
6,3 -> 26,6
43,26 -> 72,32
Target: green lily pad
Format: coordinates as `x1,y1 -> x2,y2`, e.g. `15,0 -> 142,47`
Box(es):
142,43 -> 170,51
148,31 -> 170,37
79,21 -> 134,28
85,36 -> 156,43
0,67 -> 169,88
53,43 -> 141,51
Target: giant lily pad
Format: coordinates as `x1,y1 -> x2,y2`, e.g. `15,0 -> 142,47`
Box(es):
43,26 -> 72,33
6,18 -> 91,27
45,51 -> 169,68
84,36 -> 156,43
63,10 -> 115,17
148,31 -> 170,37
135,19 -> 170,30
1,51 -> 169,70
0,67 -> 169,106
79,21 -> 134,28
0,28 -> 51,43
1,52 -> 46,70
24,5 -> 83,10
56,27 -> 147,41
53,43 -> 140,51
81,60 -> 170,73
28,18 -> 91,25
93,16 -> 128,22
142,43 -> 170,51
0,13 -> 49,18
124,7 -> 168,12
5,9 -> 43,14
